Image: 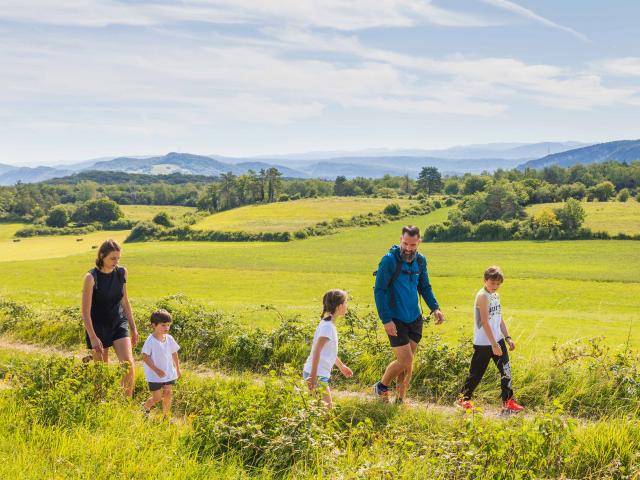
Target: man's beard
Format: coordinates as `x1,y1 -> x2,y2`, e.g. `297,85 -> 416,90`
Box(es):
400,249 -> 416,262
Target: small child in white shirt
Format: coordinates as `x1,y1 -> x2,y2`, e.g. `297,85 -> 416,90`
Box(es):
141,309 -> 181,417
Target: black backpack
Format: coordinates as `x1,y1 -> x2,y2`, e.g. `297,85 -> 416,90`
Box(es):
373,255 -> 424,308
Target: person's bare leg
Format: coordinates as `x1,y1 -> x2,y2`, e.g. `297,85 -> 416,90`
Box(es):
144,389 -> 163,412
395,341 -> 418,401
162,385 -> 173,416
381,344 -> 414,388
113,337 -> 135,397
92,348 -> 109,363
321,386 -> 333,408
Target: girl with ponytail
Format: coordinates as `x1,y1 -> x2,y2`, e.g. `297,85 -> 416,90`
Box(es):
302,289 -> 353,407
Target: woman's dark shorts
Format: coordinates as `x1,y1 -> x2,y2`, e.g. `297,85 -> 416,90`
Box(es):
85,320 -> 129,349
387,316 -> 424,348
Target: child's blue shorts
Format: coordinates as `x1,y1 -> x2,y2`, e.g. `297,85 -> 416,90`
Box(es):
303,371 -> 330,386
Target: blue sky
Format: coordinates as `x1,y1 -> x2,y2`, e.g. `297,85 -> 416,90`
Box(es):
1,0 -> 639,165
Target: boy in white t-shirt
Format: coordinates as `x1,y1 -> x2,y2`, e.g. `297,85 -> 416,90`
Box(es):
303,289 -> 353,407
456,266 -> 524,414
141,309 -> 181,417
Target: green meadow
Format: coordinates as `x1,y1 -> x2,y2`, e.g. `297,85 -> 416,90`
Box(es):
1,203 -> 639,356
120,204 -> 196,222
192,196 -> 416,232
527,200 -> 640,235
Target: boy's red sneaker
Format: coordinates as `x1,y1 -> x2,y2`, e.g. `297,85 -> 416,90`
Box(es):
455,398 -> 474,411
502,399 -> 524,413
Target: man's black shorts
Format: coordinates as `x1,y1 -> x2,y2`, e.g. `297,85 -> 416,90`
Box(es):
387,316 -> 423,348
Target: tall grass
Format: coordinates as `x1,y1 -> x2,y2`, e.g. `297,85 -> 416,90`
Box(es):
2,295 -> 640,420
1,349 -> 639,479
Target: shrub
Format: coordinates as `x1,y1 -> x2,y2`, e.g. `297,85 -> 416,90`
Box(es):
45,205 -> 70,228
383,203 -> 401,216
152,211 -> 173,227
617,188 -> 630,202
11,357 -> 124,428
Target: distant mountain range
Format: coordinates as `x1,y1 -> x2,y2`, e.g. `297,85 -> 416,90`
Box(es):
519,139 -> 640,169
1,140 -> 639,186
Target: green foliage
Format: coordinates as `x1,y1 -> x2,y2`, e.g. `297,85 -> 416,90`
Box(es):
10,356 -> 124,428
382,203 -> 401,216
45,205 -> 70,227
618,188 -> 630,202
152,211 -> 173,227
554,198 -> 586,231
72,198 -> 123,224
588,181 -> 616,202
417,166 -> 443,195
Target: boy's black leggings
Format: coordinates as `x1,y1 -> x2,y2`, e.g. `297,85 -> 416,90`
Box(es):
461,338 -> 513,402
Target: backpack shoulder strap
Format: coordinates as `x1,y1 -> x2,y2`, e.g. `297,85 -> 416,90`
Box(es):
387,256 -> 403,288
416,254 -> 424,275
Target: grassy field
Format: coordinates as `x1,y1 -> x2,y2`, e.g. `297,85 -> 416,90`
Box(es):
192,196 -> 416,232
1,203 -> 639,356
527,200 -> 640,235
120,204 -> 196,222
0,223 -> 24,241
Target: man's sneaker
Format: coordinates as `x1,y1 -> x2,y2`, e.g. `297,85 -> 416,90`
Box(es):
394,397 -> 404,405
455,398 -> 474,412
141,402 -> 150,418
502,399 -> 524,414
373,381 -> 390,403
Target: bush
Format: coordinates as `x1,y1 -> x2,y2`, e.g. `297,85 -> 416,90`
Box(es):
618,188 -> 630,202
278,194 -> 290,202
45,205 -> 70,228
152,211 -> 173,227
383,203 -> 401,216
11,357 -> 124,428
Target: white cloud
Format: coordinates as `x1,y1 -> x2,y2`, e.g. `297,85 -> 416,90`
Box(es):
598,57 -> 640,77
479,0 -> 588,42
0,0 -> 493,29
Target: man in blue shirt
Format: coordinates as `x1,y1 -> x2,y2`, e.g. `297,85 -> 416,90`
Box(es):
373,225 -> 445,403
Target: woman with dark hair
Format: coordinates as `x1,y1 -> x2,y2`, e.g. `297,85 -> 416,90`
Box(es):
82,239 -> 138,396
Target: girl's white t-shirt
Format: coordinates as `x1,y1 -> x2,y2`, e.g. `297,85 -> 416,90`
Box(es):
303,319 -> 338,378
473,288 -> 503,346
141,334 -> 180,382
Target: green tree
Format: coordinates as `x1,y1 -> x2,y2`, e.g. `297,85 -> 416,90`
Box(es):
218,172 -> 237,210
45,205 -> 69,228
73,198 -> 123,224
417,167 -> 442,195
589,181 -> 616,202
554,198 -> 586,232
265,168 -> 282,203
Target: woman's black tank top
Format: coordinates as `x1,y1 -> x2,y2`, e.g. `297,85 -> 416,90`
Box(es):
90,266 -> 126,327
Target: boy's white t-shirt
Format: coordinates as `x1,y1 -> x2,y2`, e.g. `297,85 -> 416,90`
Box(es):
473,288 -> 504,346
303,319 -> 338,378
141,334 -> 180,382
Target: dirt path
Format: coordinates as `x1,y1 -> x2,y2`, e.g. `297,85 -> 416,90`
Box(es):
0,336 -> 519,420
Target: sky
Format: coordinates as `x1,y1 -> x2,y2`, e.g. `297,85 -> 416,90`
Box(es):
1,0 -> 639,166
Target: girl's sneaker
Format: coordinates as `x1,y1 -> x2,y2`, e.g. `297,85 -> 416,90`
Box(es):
455,398 -> 474,411
502,399 -> 524,414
